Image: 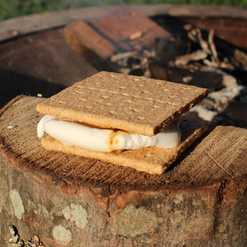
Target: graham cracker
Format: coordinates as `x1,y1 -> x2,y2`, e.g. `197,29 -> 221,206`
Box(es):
37,71 -> 207,136
41,126 -> 204,175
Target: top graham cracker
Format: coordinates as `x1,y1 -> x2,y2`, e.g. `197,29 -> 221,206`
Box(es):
36,71 -> 207,136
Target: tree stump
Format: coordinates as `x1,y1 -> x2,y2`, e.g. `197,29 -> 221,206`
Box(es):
0,96 -> 247,247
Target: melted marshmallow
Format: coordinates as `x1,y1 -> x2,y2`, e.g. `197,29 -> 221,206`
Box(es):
37,115 -> 181,152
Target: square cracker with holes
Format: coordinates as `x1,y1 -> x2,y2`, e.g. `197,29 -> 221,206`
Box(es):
36,71 -> 207,174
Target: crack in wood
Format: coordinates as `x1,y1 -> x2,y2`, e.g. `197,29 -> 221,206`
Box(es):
206,151 -> 234,179
212,180 -> 227,235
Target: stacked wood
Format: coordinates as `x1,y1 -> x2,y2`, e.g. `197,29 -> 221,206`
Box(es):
64,7 -> 177,74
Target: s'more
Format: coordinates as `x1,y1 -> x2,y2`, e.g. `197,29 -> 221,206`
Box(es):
36,71 -> 207,174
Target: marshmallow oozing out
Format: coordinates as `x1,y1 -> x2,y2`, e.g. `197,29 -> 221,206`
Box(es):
37,115 -> 181,152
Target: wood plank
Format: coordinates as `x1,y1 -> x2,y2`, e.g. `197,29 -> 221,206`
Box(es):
64,7 -> 173,61
64,20 -> 115,59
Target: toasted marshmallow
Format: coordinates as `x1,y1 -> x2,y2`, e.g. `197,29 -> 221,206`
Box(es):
37,115 -> 181,152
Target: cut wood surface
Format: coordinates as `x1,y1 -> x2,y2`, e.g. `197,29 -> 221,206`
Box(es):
0,96 -> 246,191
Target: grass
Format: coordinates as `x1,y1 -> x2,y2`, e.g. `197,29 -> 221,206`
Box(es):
0,0 -> 246,21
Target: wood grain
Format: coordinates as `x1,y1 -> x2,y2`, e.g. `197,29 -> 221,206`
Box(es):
1,96 -> 247,190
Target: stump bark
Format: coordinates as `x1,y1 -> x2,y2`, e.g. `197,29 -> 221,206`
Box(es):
0,96 -> 247,247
